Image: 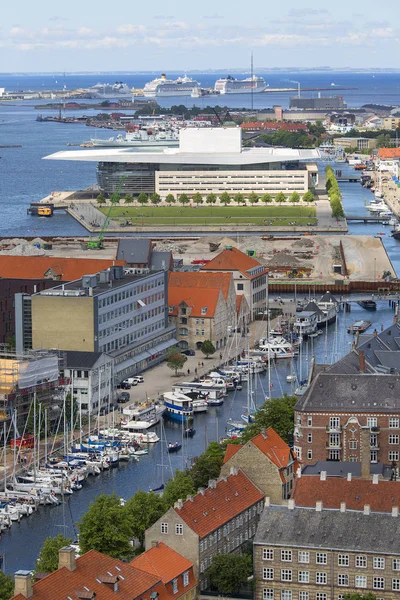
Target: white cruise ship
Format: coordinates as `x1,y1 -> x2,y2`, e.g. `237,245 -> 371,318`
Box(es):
88,82 -> 132,98
143,74 -> 201,97
214,75 -> 267,94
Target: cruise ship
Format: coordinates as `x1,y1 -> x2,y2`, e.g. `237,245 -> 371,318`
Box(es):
143,74 -> 201,97
88,82 -> 132,98
214,75 -> 267,94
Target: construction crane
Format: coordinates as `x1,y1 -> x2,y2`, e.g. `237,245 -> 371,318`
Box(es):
87,176 -> 126,249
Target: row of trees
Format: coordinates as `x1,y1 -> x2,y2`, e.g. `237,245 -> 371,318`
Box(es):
97,190 -> 315,206
325,166 -> 345,219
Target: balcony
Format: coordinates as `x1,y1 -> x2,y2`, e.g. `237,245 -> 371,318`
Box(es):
326,441 -> 342,449
326,425 -> 342,433
370,443 -> 380,450
370,426 -> 380,433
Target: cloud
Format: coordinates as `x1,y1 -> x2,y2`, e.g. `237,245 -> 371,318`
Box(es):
288,8 -> 329,17
202,14 -> 224,19
49,16 -> 68,22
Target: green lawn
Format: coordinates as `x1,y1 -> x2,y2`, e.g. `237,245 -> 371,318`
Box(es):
100,205 -> 317,227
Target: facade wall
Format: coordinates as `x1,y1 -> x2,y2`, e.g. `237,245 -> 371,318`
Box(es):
64,354 -> 114,414
254,541 -> 400,600
294,409 -> 400,466
32,296 -> 95,352
383,117 -> 400,130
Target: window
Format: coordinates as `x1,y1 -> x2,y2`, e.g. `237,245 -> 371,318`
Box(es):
338,574 -> 349,586
393,558 -> 400,571
371,450 -> 378,463
392,578 -> 400,591
356,556 -> 367,568
298,551 -> 310,564
237,283 -> 244,291
389,434 -> 399,444
349,440 -> 358,450
389,451 -> 399,461
281,550 -> 292,562
263,589 -> 274,600
298,571 -> 310,584
374,557 -> 385,569
263,568 -> 274,581
367,417 -> 377,427
330,416 -> 340,428
280,592 -> 292,600
373,577 -> 385,590
201,307 -> 208,315
161,522 -> 168,534
316,553 -> 327,565
389,417 -> 399,428
307,416 -> 312,426
316,595 -> 327,600
316,572 -> 327,585
307,433 -> 312,443
307,449 -> 312,460
338,554 -> 349,567
175,524 -> 183,535
263,549 -> 274,560
172,579 -> 178,594
299,593 -> 309,600
183,571 -> 189,587
280,570 -> 292,582
355,575 -> 367,588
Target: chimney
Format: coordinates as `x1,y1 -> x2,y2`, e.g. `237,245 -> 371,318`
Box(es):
347,472 -> 352,481
296,467 -> 302,478
372,474 -> 379,484
364,504 -> 371,515
208,479 -> 217,489
394,314 -> 398,324
373,329 -> 378,337
265,496 -> 270,507
316,501 -> 323,512
359,349 -> 366,373
340,502 -> 346,513
320,471 -> 327,481
229,466 -> 238,476
186,494 -> 194,502
152,541 -> 159,548
199,488 -> 205,495
392,506 -> 399,517
360,428 -> 371,479
174,499 -> 183,509
14,572 -> 33,599
261,427 -> 267,439
58,546 -> 76,572
288,499 -> 295,510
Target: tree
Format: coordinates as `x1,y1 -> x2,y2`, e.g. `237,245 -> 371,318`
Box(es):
192,192 -> 203,205
302,190 -> 315,202
206,193 -> 217,204
166,348 -> 188,376
240,395 -> 297,444
137,192 -> 148,205
150,193 -> 161,205
178,193 -> 190,205
125,491 -> 166,550
0,571 -> 13,600
248,191 -> 259,205
96,193 -> 106,205
290,191 -> 300,203
163,469 -> 196,507
234,192 -> 245,205
206,554 -> 252,594
124,194 -> 134,204
78,493 -> 133,559
220,191 -> 231,206
35,533 -> 72,573
201,340 -> 216,358
261,193 -> 273,204
190,442 -> 224,489
376,133 -> 392,148
165,193 -> 176,204
275,192 -> 286,203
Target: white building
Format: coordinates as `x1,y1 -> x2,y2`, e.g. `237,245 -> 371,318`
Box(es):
63,351 -> 114,415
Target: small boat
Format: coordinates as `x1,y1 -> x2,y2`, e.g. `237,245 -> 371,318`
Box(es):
376,232 -> 386,236
149,483 -> 165,492
132,448 -> 149,456
206,397 -> 224,406
347,320 -> 372,334
184,428 -> 196,438
357,300 -> 377,311
286,375 -> 297,383
168,442 -> 182,453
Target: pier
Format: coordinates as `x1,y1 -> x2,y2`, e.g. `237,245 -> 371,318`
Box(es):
346,215 -> 391,223
337,176 -> 361,183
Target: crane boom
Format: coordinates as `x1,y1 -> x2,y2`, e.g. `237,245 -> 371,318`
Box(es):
87,176 -> 126,249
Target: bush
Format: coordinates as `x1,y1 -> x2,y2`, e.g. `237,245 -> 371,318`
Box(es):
302,190 -> 315,202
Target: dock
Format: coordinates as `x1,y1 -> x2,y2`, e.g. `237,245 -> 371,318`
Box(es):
346,215 -> 391,223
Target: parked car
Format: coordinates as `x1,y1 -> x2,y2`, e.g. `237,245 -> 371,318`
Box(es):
119,380 -> 131,389
125,377 -> 139,386
182,349 -> 195,356
134,376 -> 144,383
117,392 -> 130,404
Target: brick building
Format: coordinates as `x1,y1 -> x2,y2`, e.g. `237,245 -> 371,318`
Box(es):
220,430 -> 297,502
254,502 -> 400,600
145,469 -> 264,590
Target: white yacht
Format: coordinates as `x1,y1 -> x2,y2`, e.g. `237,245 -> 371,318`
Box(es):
252,336 -> 295,359
214,75 -> 267,94
192,399 -> 208,413
143,74 -> 201,97
121,402 -> 164,431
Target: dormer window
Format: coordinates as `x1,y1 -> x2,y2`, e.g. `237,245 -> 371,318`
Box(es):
169,306 -> 175,313
201,307 -> 208,315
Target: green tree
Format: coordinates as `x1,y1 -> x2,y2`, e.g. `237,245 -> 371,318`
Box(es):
150,193 -> 161,205
261,193 -> 273,204
0,571 -> 13,600
190,442 -> 224,489
165,193 -> 176,204
302,190 -> 315,202
376,133 -> 392,148
275,192 -> 286,203
124,194 -> 134,205
78,493 -> 133,559
290,191 -> 300,203
137,192 -> 148,205
178,193 -> 190,205
206,554 -> 253,594
240,395 -> 297,444
201,340 -> 216,358
96,193 -> 106,205
35,533 -> 72,573
234,192 -> 245,205
192,192 -> 203,205
163,469 -> 196,507
206,193 -> 217,204
220,191 -> 231,206
125,490 -> 166,550
248,191 -> 259,205
166,348 -> 188,376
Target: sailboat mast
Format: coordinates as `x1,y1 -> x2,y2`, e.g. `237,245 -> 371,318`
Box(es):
45,409 -> 48,466
3,422 -> 7,493
33,392 -> 37,483
250,51 -> 254,111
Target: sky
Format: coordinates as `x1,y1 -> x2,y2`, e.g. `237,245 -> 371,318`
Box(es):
1,0 -> 400,72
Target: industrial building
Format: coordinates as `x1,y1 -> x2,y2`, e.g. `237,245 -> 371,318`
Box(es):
289,95 -> 347,110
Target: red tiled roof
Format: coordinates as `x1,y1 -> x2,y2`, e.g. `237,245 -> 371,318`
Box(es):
168,271 -> 233,300
378,148 -> 400,160
175,470 -> 264,538
11,550 -> 169,600
293,477 -> 400,512
131,542 -> 195,585
223,444 -> 242,464
201,247 -> 267,280
0,256 -> 125,281
223,429 -> 294,470
236,295 -> 244,314
168,286 -> 221,318
240,121 -> 308,132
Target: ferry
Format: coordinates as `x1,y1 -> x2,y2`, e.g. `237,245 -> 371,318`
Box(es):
347,320 -> 372,334
357,300 -> 377,310
172,382 -> 225,402
214,75 -> 267,94
143,74 -> 201,97
163,391 -> 193,422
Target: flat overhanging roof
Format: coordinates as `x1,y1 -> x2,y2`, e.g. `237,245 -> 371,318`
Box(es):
44,146 -> 321,166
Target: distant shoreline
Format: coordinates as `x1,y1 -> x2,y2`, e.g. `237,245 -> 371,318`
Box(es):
2,69 -> 400,76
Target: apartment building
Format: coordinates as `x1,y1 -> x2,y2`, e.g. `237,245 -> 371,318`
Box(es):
63,351 -> 114,415
145,469 -> 265,589
383,117 -> 400,131
254,503 -> 400,600
220,430 -> 297,502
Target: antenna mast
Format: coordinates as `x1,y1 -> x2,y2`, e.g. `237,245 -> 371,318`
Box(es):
251,51 -> 254,111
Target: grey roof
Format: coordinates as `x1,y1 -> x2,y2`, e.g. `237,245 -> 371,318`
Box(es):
301,460 -> 393,479
374,351 -> 400,372
254,505 -> 400,554
322,350 -> 373,375
295,372 -> 400,413
116,239 -> 151,263
64,351 -> 105,369
150,251 -> 172,271
296,311 -> 317,318
303,301 -> 324,317
319,291 -> 338,303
